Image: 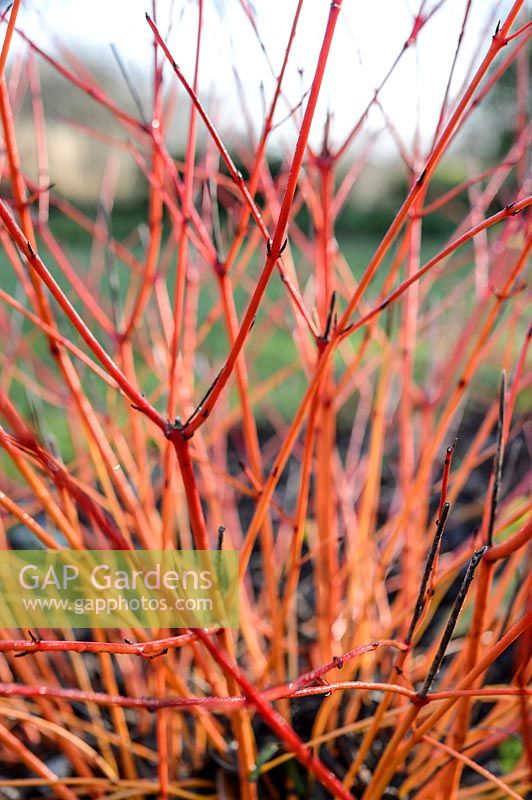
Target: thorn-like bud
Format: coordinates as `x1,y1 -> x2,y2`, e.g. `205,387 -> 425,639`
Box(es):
217,526 -> 225,551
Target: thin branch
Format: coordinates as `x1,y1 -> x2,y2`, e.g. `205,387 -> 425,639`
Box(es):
418,546 -> 488,697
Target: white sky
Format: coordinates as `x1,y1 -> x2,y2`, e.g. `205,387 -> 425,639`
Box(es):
12,0 -> 515,156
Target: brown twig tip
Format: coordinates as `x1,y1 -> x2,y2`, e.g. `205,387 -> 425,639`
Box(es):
418,545 -> 488,697
217,526 -> 225,551
486,370 -> 507,547
234,454 -> 246,472
492,18 -> 511,45
438,441 -> 457,519
322,291 -> 337,341
406,502 -> 451,645
183,368 -> 223,429
14,630 -> 41,658
472,544 -> 489,566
